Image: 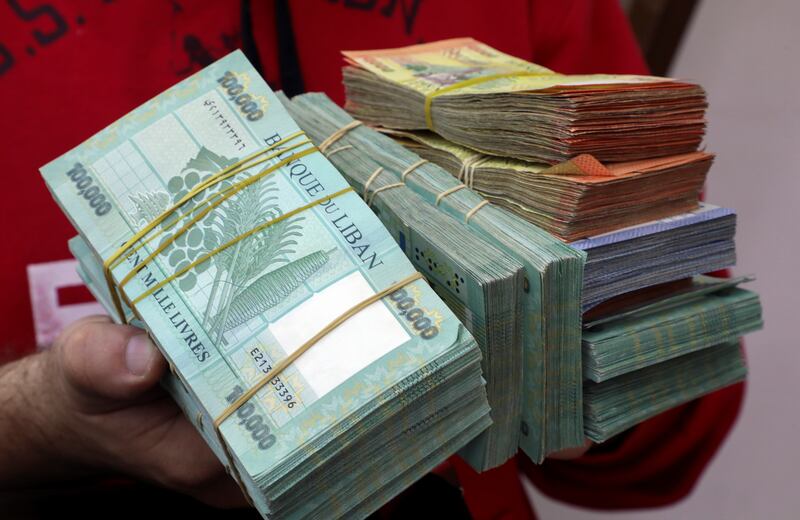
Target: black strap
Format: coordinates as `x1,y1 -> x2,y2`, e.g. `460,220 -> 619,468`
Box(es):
239,0 -> 264,76
274,0 -> 305,96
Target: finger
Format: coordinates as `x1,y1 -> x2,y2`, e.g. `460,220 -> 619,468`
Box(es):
56,315 -> 167,409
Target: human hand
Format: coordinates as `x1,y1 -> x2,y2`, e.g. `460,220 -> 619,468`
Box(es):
0,315 -> 246,508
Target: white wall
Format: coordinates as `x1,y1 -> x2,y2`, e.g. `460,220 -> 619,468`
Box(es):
526,1 -> 800,518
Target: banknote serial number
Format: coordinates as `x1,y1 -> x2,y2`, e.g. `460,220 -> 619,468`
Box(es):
65,163 -> 112,217
249,347 -> 298,409
225,385 -> 277,450
217,71 -> 264,121
389,289 -> 439,339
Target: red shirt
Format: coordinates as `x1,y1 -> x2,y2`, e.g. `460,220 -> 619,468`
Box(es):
0,1 -> 743,518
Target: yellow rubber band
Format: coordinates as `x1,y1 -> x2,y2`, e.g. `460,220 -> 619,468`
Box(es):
116,147 -> 318,297
112,139 -> 314,273
129,186 -> 354,305
424,71 -> 551,130
107,131 -> 306,270
103,132 -> 309,320
213,271 -> 424,428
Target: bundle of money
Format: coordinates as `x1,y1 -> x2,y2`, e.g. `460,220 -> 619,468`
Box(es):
340,38 -> 765,453
282,92 -> 765,456
376,99 -> 735,313
343,38 -> 707,164
381,128 -> 713,241
282,92 -> 586,462
386,127 -> 736,312
582,276 -> 763,382
584,342 -> 747,443
281,90 -> 527,471
41,51 -> 493,519
574,204 -> 737,311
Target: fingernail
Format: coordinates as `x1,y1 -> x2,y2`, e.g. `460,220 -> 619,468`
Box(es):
126,334 -> 156,376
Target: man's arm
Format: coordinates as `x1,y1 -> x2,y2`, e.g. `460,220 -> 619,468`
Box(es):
0,347 -> 79,484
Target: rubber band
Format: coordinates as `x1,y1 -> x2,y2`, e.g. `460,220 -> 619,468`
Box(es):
457,156 -> 474,182
367,183 -> 404,207
363,167 -> 404,206
401,159 -> 429,182
325,145 -> 354,157
210,270 -> 423,500
318,120 -> 363,152
424,71 -> 551,130
107,131 -> 306,271
363,167 -> 384,200
458,155 -> 486,188
115,147 -> 318,300
111,138 -> 314,272
465,200 -> 490,222
435,184 -> 467,206
213,271 -> 424,429
129,186 -> 354,305
103,132 -> 310,320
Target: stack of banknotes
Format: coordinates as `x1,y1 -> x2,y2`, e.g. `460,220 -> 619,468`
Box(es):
382,128 -> 714,241
581,276 -> 762,442
41,51 -> 495,519
582,275 -> 763,382
380,128 -> 739,311
573,203 -> 738,311
277,90 -> 527,470
282,92 -> 585,465
584,342 -> 746,442
343,38 -> 707,164
384,127 -> 738,312
40,35 -> 766,516
339,37 -> 763,456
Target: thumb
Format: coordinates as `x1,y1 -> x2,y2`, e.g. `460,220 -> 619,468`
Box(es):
56,315 -> 167,410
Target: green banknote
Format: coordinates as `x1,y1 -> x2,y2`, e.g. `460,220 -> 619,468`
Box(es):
283,92 -> 586,462
584,341 -> 747,442
42,51 -> 491,519
583,276 -> 763,382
